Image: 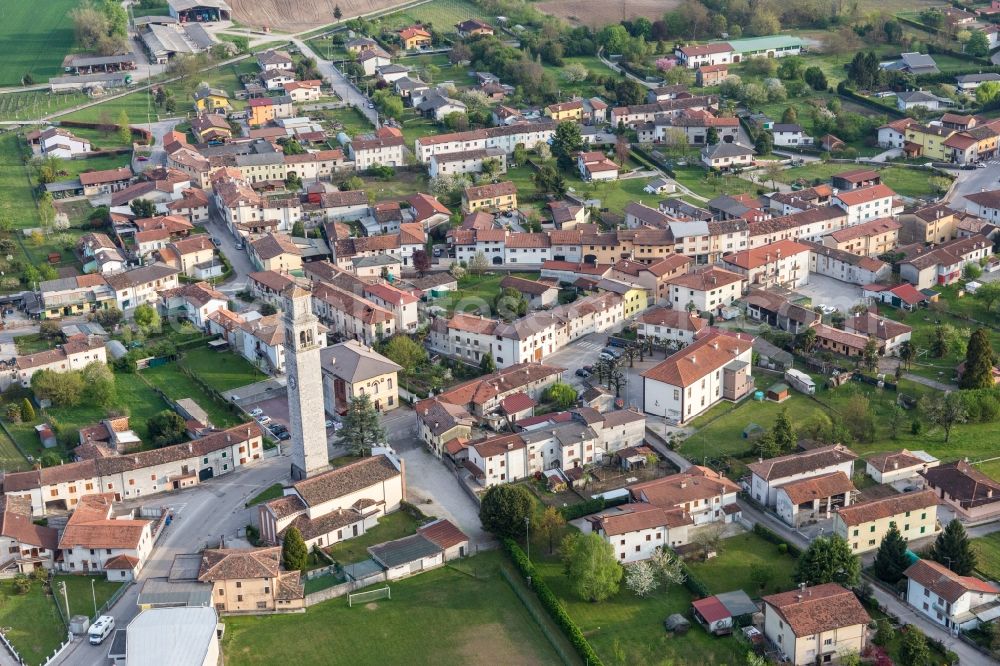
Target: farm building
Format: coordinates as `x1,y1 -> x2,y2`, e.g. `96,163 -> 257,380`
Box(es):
168,0 -> 231,22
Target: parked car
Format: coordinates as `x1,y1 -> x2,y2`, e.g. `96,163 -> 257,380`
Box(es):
249,408 -> 263,418
211,237 -> 222,247
433,247 -> 442,257
582,365 -> 594,373
575,368 -> 590,378
256,415 -> 272,426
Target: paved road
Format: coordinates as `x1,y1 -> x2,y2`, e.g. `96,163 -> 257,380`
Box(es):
902,372 -> 958,392
293,38 -> 378,127
52,454 -> 290,666
206,204 -> 255,294
947,160 -> 1000,206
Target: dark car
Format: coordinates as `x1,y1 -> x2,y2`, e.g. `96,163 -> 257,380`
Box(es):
575,368 -> 590,378
582,365 -> 594,373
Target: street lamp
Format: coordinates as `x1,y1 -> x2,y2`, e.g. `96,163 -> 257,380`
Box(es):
58,581 -> 70,619
524,516 -> 530,561
91,578 -> 98,618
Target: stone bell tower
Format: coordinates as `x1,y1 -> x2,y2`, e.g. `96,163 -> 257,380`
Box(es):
283,284 -> 328,480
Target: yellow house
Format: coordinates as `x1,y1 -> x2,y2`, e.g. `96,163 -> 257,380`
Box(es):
597,278 -> 647,318
544,100 -> 584,122
905,123 -> 955,161
833,489 -> 939,554
192,87 -> 231,113
198,547 -> 305,612
320,339 -> 403,413
399,26 -> 432,50
249,233 -> 302,272
462,181 -> 517,212
763,584 -> 870,666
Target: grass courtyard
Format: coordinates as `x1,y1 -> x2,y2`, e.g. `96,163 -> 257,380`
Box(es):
140,362 -> 241,429
222,551 -> 562,666
0,132 -> 40,229
52,575 -> 123,619
435,271 -> 541,316
324,511 -> 424,564
687,532 -> 797,598
775,162 -> 947,199
178,348 -> 266,393
972,533 -> 1000,582
0,577 -> 66,666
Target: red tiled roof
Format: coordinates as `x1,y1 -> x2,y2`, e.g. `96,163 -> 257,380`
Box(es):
641,331 -> 751,388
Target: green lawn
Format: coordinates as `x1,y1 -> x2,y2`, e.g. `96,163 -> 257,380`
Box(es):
222,551 -> 561,666
0,0 -> 79,86
687,532 -> 797,598
0,132 -> 40,229
60,153 -> 132,180
671,166 -> 751,200
179,347 -> 266,392
376,0 -> 489,31
534,556 -> 744,666
246,483 -> 284,507
52,575 -> 123,619
13,333 -> 53,355
141,361 -> 241,429
0,578 -> 66,666
437,271 -> 540,315
5,373 -> 171,465
313,106 -> 374,138
324,511 -> 424,565
775,163 -> 948,199
972,532 -> 1000,582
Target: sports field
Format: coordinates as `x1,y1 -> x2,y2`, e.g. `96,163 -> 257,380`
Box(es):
0,0 -> 80,87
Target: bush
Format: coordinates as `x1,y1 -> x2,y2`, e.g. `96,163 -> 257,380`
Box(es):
680,561 -> 710,598
559,495 -> 628,521
503,539 -> 604,666
753,523 -> 801,557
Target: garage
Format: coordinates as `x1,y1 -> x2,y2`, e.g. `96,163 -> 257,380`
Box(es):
198,467 -> 214,481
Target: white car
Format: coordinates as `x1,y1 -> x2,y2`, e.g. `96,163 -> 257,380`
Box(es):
256,415 -> 272,426
249,408 -> 263,418
325,419 -> 343,431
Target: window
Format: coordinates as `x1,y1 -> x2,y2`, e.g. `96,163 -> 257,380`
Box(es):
236,581 -> 242,588
237,595 -> 243,602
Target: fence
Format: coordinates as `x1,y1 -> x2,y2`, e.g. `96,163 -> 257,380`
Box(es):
304,571 -> 387,607
41,635 -> 73,666
499,566 -> 577,666
0,630 -> 23,665
96,580 -> 132,619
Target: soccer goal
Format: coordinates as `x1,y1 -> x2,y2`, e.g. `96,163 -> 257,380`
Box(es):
348,586 -> 391,607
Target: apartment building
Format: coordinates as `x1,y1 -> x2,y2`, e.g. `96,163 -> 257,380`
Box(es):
721,240 -> 810,289
833,490 -> 939,553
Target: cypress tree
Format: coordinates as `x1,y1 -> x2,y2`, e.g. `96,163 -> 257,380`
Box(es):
960,328 -> 996,389
873,523 -> 909,584
929,519 -> 976,576
282,526 -> 308,572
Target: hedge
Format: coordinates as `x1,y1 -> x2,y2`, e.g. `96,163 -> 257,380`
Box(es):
502,538 -> 604,666
835,84 -> 905,119
559,495 -> 628,521
752,523 -> 803,558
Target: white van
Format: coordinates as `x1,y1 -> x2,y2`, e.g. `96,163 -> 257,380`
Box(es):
88,615 -> 115,645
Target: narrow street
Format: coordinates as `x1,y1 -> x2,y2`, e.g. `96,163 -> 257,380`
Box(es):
293,39 -> 379,127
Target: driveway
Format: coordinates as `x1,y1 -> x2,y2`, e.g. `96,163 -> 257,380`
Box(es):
52,454 -> 290,666
394,436 -> 493,549
294,39 -> 378,126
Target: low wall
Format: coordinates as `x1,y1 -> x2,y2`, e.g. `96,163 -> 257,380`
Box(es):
304,571 -> 387,607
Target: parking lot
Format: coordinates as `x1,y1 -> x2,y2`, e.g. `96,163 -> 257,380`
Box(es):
791,275 -> 863,314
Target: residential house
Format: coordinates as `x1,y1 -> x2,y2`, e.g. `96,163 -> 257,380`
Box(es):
500,275 -> 558,308
904,559 -> 1000,631
105,263 -> 180,310
320,339 -> 402,414
666,267 -> 745,313
198,546 -> 304,612
257,49 -> 293,72
261,69 -> 296,91
883,52 -> 939,76
416,90 -> 467,120
844,311 -> 912,354
399,26 -> 432,50
349,134 -> 405,170
58,494 -> 154,579
641,330 -> 754,423
878,117 -> 916,148
249,233 -> 302,273
803,241 -> 891,286
674,43 -> 734,68
428,148 -> 506,179
190,114 -> 231,142
822,218 -> 900,257
629,465 -> 741,533
247,96 -> 294,127
833,489 -> 939,553
364,282 -> 419,332
744,289 -> 819,334
636,307 -> 707,345
775,472 -> 856,527
159,281 -> 228,329
36,128 -> 91,157
462,181 -> 517,213
192,87 -> 230,113
38,274 -> 115,320
812,323 -> 870,357
922,460 -> 1000,521
696,63 -> 728,86
897,90 -> 949,112
577,151 -> 619,181
79,167 -> 133,197
866,450 -> 940,485
311,283 -> 395,346
358,47 -> 392,77
257,454 -> 404,548
772,124 -> 809,147
721,239 -> 810,289
747,445 -> 858,508
762,584 -> 870,666
701,142 -> 754,170
160,234 -> 218,279
282,80 -> 323,102
455,18 -> 493,37
832,184 -> 898,224
898,235 -> 991,289
0,496 -> 58,573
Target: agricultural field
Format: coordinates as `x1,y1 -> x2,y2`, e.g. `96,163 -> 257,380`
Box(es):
376,0 -> 489,30
221,552 -> 562,666
0,0 -> 80,87
0,90 -> 92,122
0,132 -> 41,230
536,0 -> 679,28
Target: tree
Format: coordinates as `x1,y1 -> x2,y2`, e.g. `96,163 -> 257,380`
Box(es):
960,328 -> 996,390
873,523 -> 909,584
130,198 -> 156,219
468,251 -> 489,276
93,307 -> 123,328
772,408 -> 795,452
920,392 -> 968,443
382,335 -> 427,374
82,361 -> 116,408
863,337 -> 880,372
798,326 -> 817,352
551,121 -> 583,171
929,519 -> 976,575
543,382 -> 578,410
479,351 -> 497,374
148,409 -> 186,447
259,303 -> 278,317
533,164 -> 567,198
781,106 -> 798,124
282,525 -> 308,572
615,137 -> 630,165
900,627 -> 931,666
116,110 -> 131,146
291,220 -> 305,238
536,506 -> 566,554
777,57 -> 804,81
794,535 -> 860,586
754,130 -> 773,156
625,561 -> 659,597
449,42 -> 471,64
411,249 -> 430,276
753,431 -> 779,458
705,126 -> 719,145
749,563 -> 773,591
12,574 -> 31,595
898,339 -> 916,370
977,81 -> 1000,106
804,66 -> 828,91
967,30 -> 990,57
20,398 -> 35,422
479,484 -> 533,539
333,4 -> 342,20
494,287 -> 528,320
649,547 -> 685,586
512,144 -> 528,167
843,393 -> 875,443
337,393 -> 387,455
133,303 -> 161,334
974,281 -> 1000,313
31,369 -> 84,407
563,62 -> 589,83
562,532 -> 623,601
5,403 -> 20,424
691,524 -> 724,560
